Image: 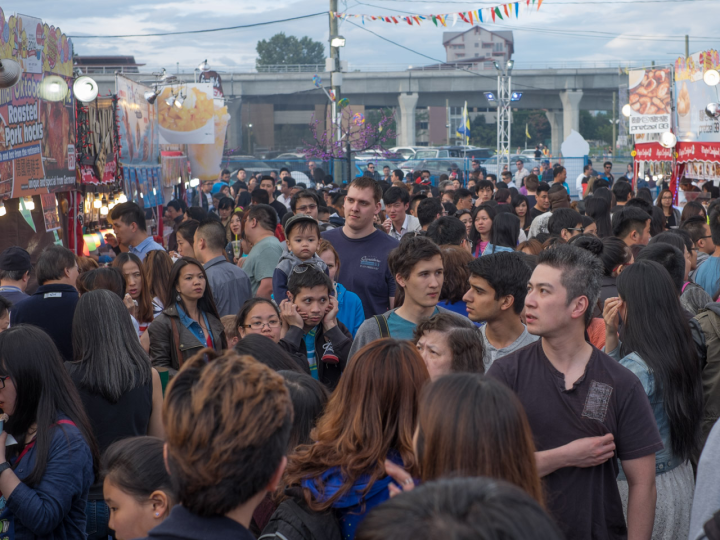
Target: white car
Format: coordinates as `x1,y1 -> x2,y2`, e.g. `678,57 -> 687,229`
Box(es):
483,154 -> 540,177
389,146 -> 421,160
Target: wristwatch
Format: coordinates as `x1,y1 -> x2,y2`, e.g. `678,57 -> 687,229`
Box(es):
0,462 -> 11,475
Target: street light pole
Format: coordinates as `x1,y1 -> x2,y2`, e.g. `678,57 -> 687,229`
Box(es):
496,60 -> 513,174
329,0 -> 343,185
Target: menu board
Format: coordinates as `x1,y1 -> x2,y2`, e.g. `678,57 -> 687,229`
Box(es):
675,50 -> 720,143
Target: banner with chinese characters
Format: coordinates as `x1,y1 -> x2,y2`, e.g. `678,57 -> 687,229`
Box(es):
675,50 -> 720,143
0,9 -> 75,200
627,68 -> 672,135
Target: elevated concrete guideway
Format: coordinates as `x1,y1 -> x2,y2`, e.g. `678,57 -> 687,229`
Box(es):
93,67 -> 623,150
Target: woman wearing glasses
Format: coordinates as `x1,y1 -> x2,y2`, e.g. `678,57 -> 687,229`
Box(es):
235,297 -> 284,343
148,258 -> 226,377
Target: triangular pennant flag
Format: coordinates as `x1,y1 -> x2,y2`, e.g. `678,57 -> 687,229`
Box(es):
478,9 -> 483,22
503,4 -> 510,16
515,2 -> 519,17
459,12 -> 468,23
431,14 -> 438,26
495,7 -> 504,19
491,8 -> 496,21
468,10 -> 474,24
392,16 -> 399,23
414,15 -> 421,24
527,0 -> 530,5
452,13 -> 458,26
405,16 -> 411,24
329,11 -> 335,18
362,15 -> 365,24
537,0 -> 543,8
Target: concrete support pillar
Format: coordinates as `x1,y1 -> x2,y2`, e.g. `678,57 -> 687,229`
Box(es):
544,110 -> 563,157
397,93 -> 419,147
225,97 -> 243,151
560,90 -> 583,142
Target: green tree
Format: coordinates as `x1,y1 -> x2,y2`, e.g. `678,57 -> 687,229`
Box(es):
256,33 -> 325,66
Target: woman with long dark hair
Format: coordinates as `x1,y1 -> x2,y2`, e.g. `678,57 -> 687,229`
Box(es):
483,213 -> 520,255
234,333 -> 308,374
470,203 -> 496,257
585,196 -> 613,238
656,189 -> 681,229
281,339 -> 429,540
511,194 -> 531,232
387,374 -> 543,506
0,325 -> 98,539
144,250 -> 173,318
113,253 -> 154,334
681,200 -> 706,224
147,258 -> 226,376
604,260 -> 702,539
69,290 -> 165,538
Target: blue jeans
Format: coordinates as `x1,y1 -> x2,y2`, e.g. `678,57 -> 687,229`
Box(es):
86,499 -> 112,540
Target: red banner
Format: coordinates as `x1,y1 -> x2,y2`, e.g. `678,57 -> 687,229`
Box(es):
634,142 -> 674,162
676,142 -> 720,163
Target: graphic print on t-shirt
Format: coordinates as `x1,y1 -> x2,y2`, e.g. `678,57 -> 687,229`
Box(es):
582,380 -> 613,422
360,256 -> 381,270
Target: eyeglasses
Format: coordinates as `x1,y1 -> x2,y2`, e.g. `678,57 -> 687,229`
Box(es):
296,204 -> 318,213
368,166 -> 375,170
0,375 -> 10,389
243,319 -> 281,330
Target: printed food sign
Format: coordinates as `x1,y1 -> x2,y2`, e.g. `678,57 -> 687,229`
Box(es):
675,50 -> 720,143
0,9 -> 75,200
627,69 -> 672,135
158,83 -> 215,144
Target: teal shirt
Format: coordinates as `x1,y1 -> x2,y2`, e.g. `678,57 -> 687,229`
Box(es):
386,308 -> 440,341
304,327 -> 318,379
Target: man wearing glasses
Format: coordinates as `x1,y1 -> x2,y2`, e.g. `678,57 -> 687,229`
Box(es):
599,161 -> 615,186
364,162 -> 381,181
290,190 -> 334,231
192,179 -> 215,211
548,208 -> 584,242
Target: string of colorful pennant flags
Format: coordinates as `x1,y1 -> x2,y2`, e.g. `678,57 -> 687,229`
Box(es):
331,0 -> 543,27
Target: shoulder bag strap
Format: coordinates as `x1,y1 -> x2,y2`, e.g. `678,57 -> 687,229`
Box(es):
170,318 -> 184,368
373,315 -> 390,338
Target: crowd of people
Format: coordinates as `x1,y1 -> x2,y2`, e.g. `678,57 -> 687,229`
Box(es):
3,160 -> 720,540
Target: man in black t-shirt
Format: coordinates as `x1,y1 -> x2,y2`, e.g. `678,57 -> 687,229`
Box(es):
487,245 -> 661,540
528,182 -> 551,222
259,175 -> 287,220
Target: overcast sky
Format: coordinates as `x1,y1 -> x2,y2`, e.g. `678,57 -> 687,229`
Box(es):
12,0 -> 716,73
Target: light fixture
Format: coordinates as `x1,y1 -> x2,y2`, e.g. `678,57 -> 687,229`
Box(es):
189,178 -> 200,188
174,92 -> 185,108
484,92 -> 496,101
658,174 -> 664,180
510,92 -> 523,102
40,75 -> 69,102
198,59 -> 210,72
73,76 -> 99,103
622,103 -> 633,117
506,59 -> 514,71
706,103 -> 720,118
0,200 -> 5,217
108,201 -> 116,210
248,123 -> 253,128
93,192 -> 101,209
23,197 -> 34,211
659,131 -> 677,148
100,195 -> 109,216
704,69 -> 720,87
118,192 -> 128,204
144,88 -> 159,104
330,36 -> 346,48
652,175 -> 658,181
0,59 -> 22,89
165,92 -> 176,107
493,61 -> 500,71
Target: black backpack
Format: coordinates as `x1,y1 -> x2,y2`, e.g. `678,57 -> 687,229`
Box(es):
260,488 -> 342,540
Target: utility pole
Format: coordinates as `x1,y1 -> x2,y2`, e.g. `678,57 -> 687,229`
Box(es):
685,34 -> 689,59
446,98 -> 450,145
612,91 -> 617,158
496,61 -> 513,174
329,0 -> 342,185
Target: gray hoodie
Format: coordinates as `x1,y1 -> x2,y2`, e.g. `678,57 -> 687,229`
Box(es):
272,251 -> 328,303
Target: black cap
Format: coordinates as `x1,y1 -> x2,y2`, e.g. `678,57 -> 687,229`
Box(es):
0,247 -> 31,272
284,213 -> 318,237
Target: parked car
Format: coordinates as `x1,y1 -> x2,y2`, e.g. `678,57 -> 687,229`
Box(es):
389,146 -> 422,160
463,147 -> 493,162
413,148 -> 451,159
482,154 -> 540,177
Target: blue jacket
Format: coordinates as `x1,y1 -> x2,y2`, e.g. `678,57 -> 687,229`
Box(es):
335,283 -> 365,338
3,417 -> 93,540
301,452 -> 405,540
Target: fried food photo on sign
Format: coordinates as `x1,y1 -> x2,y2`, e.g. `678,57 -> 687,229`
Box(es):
40,101 -> 70,169
629,70 -> 671,115
158,87 -> 214,132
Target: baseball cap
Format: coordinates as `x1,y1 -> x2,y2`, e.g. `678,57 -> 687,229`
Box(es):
284,213 -> 319,237
0,247 -> 31,272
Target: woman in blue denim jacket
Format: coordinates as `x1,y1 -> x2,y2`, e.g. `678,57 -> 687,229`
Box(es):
603,260 -> 702,540
0,326 -> 97,540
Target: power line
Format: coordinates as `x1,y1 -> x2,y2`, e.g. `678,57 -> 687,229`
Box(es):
68,12 -> 326,39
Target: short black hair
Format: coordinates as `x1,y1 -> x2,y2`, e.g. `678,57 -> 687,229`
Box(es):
388,235 -> 442,284
35,245 -> 77,285
383,186 -> 410,206
281,176 -> 296,189
612,207 -> 651,240
330,192 -> 345,207
452,188 -> 473,205
583,164 -> 592,172
290,190 -> 320,213
110,202 -> 147,232
245,204 -> 278,233
260,175 -> 276,186
251,188 -> 270,205
167,199 -> 187,213
442,202 -> 457,216
196,220 -> 227,252
681,215 -> 710,244
468,252 -> 532,314
636,243 -> 684,293
612,181 -> 632,202
218,197 -> 235,211
603,161 -> 612,168
426,217 -> 467,246
535,182 -> 550,195
287,264 -> 333,298
409,193 -> 427,210
417,198 -> 443,227
664,228 -> 693,254
552,165 -> 565,179
0,295 -> 11,320
221,169 -> 230,176
548,208 -> 582,237
624,197 -> 653,215
177,219 -> 200,244
392,169 -> 405,181
186,207 -> 207,222
475,180 -> 494,193
710,208 -> 720,245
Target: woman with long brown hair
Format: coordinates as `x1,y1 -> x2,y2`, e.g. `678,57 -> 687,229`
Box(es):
281,339 -> 429,540
144,249 -> 174,317
113,253 -> 153,334
656,188 -> 681,229
408,374 -> 543,505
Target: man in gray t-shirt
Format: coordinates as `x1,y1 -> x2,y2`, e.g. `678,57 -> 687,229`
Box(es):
462,252 -> 538,370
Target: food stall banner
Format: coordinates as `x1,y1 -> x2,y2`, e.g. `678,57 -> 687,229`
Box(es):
634,142 -> 674,162
676,141 -> 720,163
187,98 -> 230,181
0,10 -> 75,199
198,71 -> 224,98
675,50 -> 720,143
627,68 -> 672,135
158,83 -> 215,144
116,75 -> 160,165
